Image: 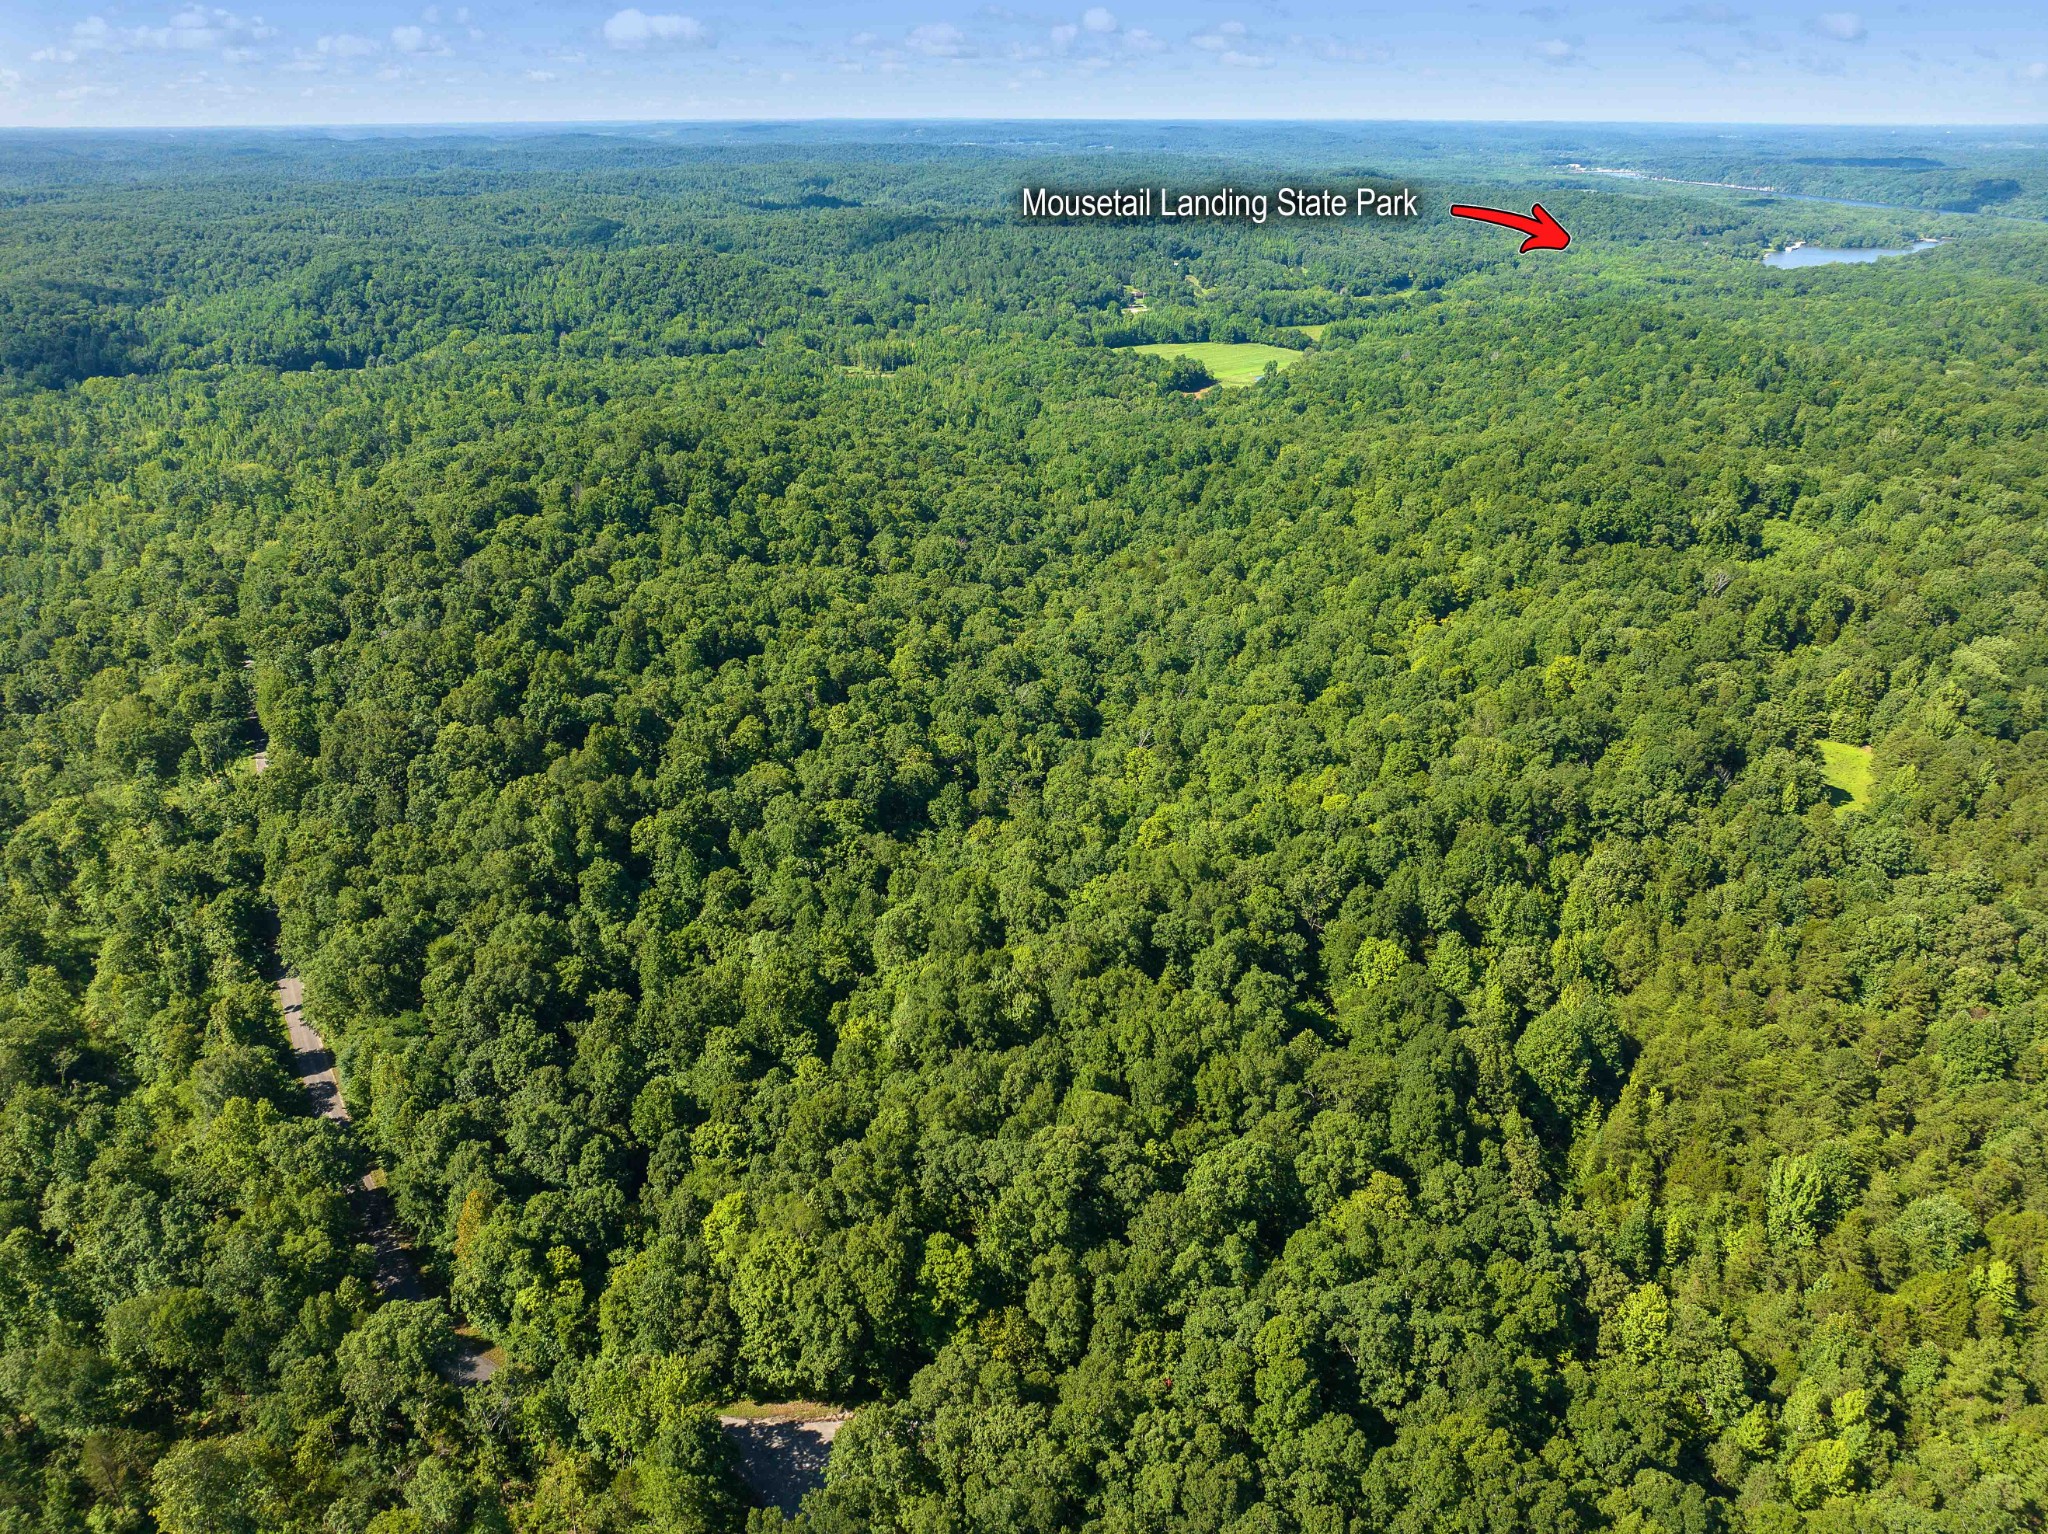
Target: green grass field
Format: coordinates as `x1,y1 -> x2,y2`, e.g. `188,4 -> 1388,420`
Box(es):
1818,739 -> 1875,812
1297,324 -> 1329,340
1128,341 -> 1303,387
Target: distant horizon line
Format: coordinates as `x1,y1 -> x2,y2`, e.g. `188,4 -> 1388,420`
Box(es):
1,116 -> 2043,135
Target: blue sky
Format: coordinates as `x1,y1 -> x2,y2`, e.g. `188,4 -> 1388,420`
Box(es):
0,1 -> 2042,127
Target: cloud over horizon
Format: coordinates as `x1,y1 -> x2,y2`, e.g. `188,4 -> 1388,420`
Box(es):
601,9 -> 708,51
0,0 -> 2038,126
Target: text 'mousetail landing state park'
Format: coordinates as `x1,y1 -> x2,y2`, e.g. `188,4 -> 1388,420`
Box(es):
1020,185 -> 1420,223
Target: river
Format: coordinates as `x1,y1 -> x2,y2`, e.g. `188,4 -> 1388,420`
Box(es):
1763,239 -> 1943,269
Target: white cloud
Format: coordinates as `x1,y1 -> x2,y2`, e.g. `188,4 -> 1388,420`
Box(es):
1536,36 -> 1578,63
1302,35 -> 1390,63
907,22 -> 973,56
525,68 -> 556,81
62,17 -> 119,51
387,22 -> 453,54
318,32 -> 379,57
602,9 -> 708,49
2019,60 -> 2048,82
1218,49 -> 1272,67
147,10 -> 228,49
1192,20 -> 1247,51
1044,8 -> 1158,64
155,8 -> 272,51
52,9 -> 273,59
1812,11 -> 1864,41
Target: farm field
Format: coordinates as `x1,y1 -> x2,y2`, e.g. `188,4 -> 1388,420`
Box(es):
1127,339 -> 1303,385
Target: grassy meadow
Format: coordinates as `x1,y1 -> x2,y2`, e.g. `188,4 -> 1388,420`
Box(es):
1127,340 -> 1303,386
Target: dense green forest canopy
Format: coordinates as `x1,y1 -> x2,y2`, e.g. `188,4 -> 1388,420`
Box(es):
0,123 -> 2045,1534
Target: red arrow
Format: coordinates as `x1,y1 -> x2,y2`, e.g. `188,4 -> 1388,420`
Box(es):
1450,202 -> 1571,252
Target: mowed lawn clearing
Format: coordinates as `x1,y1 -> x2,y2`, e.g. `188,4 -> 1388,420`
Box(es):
1817,739 -> 1875,812
1128,341 -> 1303,386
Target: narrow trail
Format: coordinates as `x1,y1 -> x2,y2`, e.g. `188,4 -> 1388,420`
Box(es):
254,751 -> 500,1383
